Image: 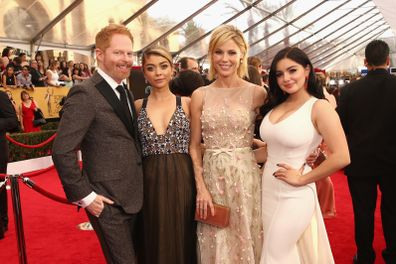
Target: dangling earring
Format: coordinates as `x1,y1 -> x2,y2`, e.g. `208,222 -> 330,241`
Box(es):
240,58 -> 243,64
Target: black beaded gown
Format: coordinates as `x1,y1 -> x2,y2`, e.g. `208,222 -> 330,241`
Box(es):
136,96 -> 197,264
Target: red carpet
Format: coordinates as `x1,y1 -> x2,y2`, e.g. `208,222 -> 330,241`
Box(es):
0,169 -> 386,263
326,171 -> 386,264
0,167 -> 105,263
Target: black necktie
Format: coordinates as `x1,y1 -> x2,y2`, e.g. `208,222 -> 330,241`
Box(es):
116,85 -> 133,121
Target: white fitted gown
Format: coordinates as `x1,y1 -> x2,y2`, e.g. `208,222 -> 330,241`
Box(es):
259,97 -> 334,264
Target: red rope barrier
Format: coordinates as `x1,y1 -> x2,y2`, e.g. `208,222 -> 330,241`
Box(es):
22,177 -> 72,205
6,133 -> 57,149
21,164 -> 56,178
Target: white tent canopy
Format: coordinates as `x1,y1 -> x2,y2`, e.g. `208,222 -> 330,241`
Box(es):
1,0 -> 395,71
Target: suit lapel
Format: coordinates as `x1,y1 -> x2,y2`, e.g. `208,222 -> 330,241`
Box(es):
94,75 -> 135,138
125,86 -> 142,156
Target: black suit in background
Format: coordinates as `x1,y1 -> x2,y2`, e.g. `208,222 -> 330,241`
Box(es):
337,69 -> 396,264
0,91 -> 19,239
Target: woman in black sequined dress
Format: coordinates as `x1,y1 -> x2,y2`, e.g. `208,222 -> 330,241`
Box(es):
134,46 -> 197,264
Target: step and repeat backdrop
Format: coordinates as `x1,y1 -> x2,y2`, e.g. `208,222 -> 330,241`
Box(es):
1,87 -> 70,119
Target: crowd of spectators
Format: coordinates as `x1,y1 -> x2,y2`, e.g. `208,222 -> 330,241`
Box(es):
0,48 -> 94,90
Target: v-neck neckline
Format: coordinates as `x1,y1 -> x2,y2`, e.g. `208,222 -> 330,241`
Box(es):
145,108 -> 177,137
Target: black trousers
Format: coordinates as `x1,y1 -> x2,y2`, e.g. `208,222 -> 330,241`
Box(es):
86,204 -> 137,264
347,174 -> 396,264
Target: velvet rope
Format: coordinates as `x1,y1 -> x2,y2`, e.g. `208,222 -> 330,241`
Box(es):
6,133 -> 57,149
22,177 -> 72,205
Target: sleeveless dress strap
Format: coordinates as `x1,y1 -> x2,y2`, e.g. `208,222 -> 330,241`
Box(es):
142,97 -> 148,109
176,96 -> 181,107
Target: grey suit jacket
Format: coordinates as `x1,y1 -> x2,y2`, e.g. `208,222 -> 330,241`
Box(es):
52,72 -> 143,214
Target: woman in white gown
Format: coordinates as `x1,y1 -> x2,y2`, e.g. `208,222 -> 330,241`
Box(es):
256,47 -> 350,264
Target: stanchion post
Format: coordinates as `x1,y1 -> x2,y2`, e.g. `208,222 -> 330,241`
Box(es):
10,174 -> 28,264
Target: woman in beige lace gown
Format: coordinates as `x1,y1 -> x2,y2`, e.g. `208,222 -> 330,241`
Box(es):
190,25 -> 267,263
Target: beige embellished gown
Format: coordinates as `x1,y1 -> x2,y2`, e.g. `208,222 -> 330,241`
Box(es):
197,85 -> 263,263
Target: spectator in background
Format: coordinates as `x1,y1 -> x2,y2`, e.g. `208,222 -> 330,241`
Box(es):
72,67 -> 88,84
19,53 -> 29,67
80,63 -> 92,78
0,58 -> 4,76
177,56 -> 211,87
246,64 -> 263,86
30,60 -> 47,87
178,57 -> 200,73
5,89 -> 19,117
67,60 -> 74,79
59,61 -> 72,87
37,60 -> 46,77
2,65 -> 17,89
46,60 -> 61,87
16,66 -> 34,90
19,90 -> 41,133
34,52 -> 44,65
170,70 -> 205,96
248,55 -> 263,73
60,61 -> 69,77
1,48 -> 13,70
10,56 -> 22,76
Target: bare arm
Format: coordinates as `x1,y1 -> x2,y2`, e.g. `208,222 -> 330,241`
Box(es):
274,100 -> 350,186
189,89 -> 214,218
253,84 -> 267,112
253,139 -> 267,163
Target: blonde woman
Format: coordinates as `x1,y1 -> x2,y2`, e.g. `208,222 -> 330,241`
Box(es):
190,25 -> 266,263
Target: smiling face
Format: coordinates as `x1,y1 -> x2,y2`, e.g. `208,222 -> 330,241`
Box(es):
211,39 -> 242,79
275,58 -> 310,95
96,33 -> 133,84
143,54 -> 173,89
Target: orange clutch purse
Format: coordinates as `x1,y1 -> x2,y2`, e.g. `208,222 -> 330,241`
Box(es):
194,203 -> 230,228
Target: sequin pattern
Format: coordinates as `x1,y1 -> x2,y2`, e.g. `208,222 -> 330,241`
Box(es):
137,98 -> 190,157
197,86 -> 263,264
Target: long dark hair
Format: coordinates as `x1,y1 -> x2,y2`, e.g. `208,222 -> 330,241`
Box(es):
263,47 -> 324,115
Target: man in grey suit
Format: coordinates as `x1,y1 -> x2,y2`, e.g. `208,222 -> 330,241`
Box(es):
52,24 -> 143,263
